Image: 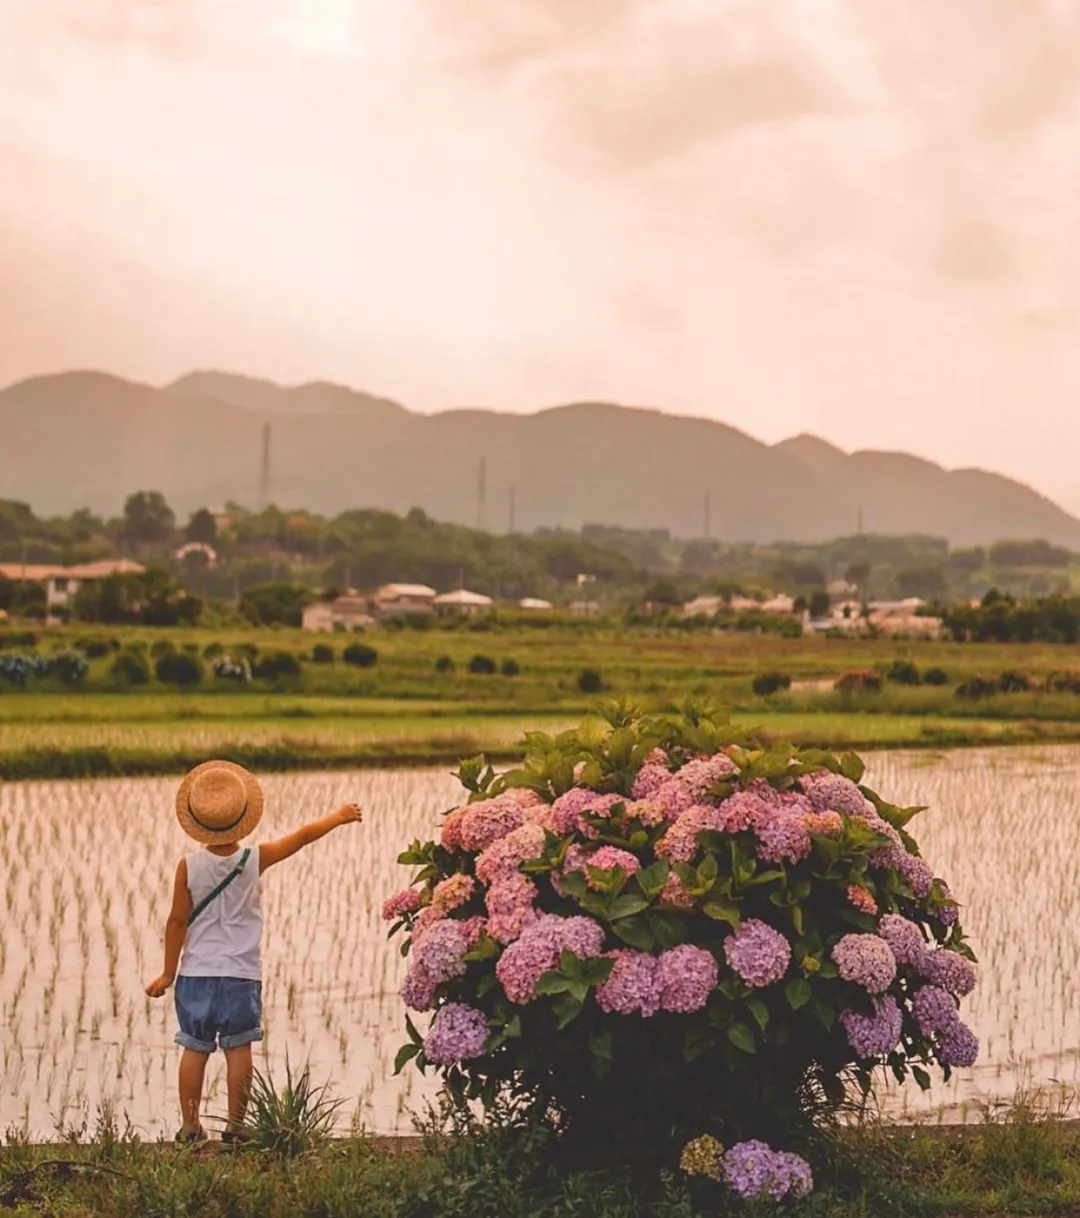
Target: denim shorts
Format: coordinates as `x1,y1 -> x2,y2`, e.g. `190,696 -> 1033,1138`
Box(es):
174,976 -> 263,1054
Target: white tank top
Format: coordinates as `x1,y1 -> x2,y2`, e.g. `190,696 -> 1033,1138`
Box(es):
179,847 -> 263,980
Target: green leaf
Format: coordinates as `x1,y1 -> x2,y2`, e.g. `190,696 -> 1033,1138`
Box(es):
698,853 -> 719,885
552,993 -> 585,1030
636,860 -> 671,898
579,956 -> 617,986
405,1015 -> 423,1046
785,978 -> 812,1011
649,910 -> 689,949
476,973 -> 498,999
702,901 -> 741,929
394,1043 -> 421,1075
791,905 -> 804,936
533,972 -> 573,997
609,893 -> 651,921
726,1022 -> 757,1055
840,752 -> 866,783
589,1030 -> 613,1061
611,915 -> 656,951
745,998 -> 770,1032
912,1066 -> 932,1092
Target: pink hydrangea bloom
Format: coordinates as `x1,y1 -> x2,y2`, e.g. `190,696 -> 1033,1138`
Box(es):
596,950 -> 662,1016
651,779 -> 696,823
847,885 -> 878,916
656,804 -> 728,862
485,873 -> 539,944
550,789 -> 624,836
424,1002 -> 490,1065
475,823 -> 547,885
496,913 -> 605,1004
580,846 -> 641,888
660,872 -> 695,910
458,916 -> 487,946
716,790 -> 773,833
675,754 -> 737,800
382,888 -> 423,922
832,934 -> 897,994
440,808 -> 467,851
431,873 -> 476,916
725,919 -> 791,988
631,763 -> 673,800
457,793 -> 528,852
625,798 -> 666,828
656,945 -> 718,1013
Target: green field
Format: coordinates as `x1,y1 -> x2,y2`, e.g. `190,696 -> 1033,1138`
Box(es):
5,625 -> 1080,777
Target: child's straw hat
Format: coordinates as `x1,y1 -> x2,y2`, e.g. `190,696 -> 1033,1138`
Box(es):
176,760 -> 264,845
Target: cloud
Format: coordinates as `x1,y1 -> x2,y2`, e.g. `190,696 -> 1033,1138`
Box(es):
19,0 -> 205,58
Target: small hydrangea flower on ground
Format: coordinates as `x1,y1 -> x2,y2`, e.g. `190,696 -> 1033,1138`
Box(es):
680,1134 -> 725,1181
723,1141 -> 813,1200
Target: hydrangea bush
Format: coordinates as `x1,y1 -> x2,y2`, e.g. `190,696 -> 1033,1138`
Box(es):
386,701 -> 978,1178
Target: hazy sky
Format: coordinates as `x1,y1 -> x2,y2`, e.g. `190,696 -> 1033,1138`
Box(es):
5,0 -> 1080,509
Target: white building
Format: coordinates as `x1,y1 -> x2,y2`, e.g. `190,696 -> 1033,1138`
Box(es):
518,597 -> 554,611
0,559 -> 146,614
433,589 -> 494,618
373,583 -> 437,617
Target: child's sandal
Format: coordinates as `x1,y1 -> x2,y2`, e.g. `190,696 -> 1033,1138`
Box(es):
174,1126 -> 208,1147
221,1129 -> 253,1149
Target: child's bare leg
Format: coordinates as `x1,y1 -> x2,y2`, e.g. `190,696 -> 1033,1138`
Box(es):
224,1045 -> 254,1132
178,1049 -> 209,1132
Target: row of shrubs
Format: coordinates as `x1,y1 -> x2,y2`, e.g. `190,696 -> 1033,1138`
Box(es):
753,661 -> 952,698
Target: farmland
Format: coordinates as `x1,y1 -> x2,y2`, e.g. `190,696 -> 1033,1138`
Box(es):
6,625 -> 1080,777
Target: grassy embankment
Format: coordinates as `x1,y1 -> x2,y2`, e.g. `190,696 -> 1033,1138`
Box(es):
4,1103 -> 1080,1217
6,625 -> 1080,778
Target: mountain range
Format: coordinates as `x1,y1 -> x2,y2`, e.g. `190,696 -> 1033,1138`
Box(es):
2,369 -> 1078,547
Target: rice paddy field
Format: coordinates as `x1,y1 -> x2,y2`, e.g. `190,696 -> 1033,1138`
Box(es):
0,748 -> 1075,1141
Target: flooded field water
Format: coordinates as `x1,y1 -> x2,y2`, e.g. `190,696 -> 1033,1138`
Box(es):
0,747 -> 1076,1138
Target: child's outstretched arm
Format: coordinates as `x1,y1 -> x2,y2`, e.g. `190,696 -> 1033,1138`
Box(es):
146,860 -> 193,998
260,802 -> 363,874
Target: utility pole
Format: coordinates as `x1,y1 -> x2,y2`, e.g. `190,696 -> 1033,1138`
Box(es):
477,457 -> 487,532
259,423 -> 272,511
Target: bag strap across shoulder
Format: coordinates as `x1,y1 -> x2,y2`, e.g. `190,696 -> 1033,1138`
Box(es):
188,848 -> 252,927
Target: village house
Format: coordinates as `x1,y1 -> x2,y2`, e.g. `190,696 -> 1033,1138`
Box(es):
518,597 -> 554,611
372,583 -> 437,618
433,589 -> 494,618
0,559 -> 146,615
301,595 -> 378,633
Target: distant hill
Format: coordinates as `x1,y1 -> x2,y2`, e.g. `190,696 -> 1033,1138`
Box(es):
3,369 -> 1079,547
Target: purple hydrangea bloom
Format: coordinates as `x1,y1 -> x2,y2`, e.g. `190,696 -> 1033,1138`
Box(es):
577,845 -> 641,888
656,945 -> 719,1013
912,985 -> 961,1037
402,919 -> 471,1011
596,950 -> 662,1016
723,1141 -> 813,1200
456,792 -> 528,852
936,1021 -> 979,1068
832,934 -> 897,993
935,884 -> 960,927
800,771 -> 869,817
724,919 -> 791,988
475,823 -> 547,885
878,915 -> 928,969
923,950 -> 978,998
897,853 -> 934,899
840,995 -> 902,1059
753,811 -> 812,865
423,1003 -> 489,1065
631,763 -> 674,800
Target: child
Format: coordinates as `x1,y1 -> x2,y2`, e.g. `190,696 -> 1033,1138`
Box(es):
146,759 -> 363,1144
